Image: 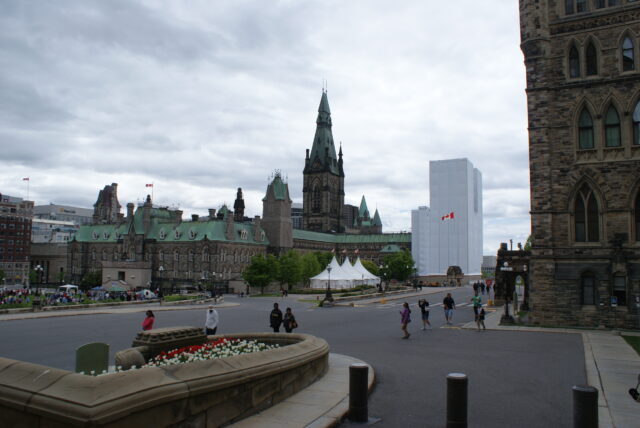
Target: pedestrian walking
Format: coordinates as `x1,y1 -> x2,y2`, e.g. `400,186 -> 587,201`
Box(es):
399,302 -> 411,339
270,302 -> 283,332
418,299 -> 431,330
471,291 -> 482,320
473,282 -> 479,293
205,305 -> 219,335
142,310 -> 155,331
443,293 -> 455,325
486,283 -> 492,297
477,308 -> 486,331
283,307 -> 298,333
480,282 -> 486,295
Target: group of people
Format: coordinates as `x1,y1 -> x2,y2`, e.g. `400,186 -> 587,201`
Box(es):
472,281 -> 491,296
141,303 -> 300,335
398,290 -> 487,338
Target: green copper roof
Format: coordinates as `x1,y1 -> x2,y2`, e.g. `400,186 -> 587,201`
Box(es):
308,91 -> 339,175
74,206 -> 269,245
263,174 -> 289,201
293,229 -> 410,244
380,244 -> 402,253
218,205 -> 229,219
372,209 -> 382,226
358,196 -> 370,219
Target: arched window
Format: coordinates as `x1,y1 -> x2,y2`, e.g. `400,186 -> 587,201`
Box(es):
312,183 -> 321,213
569,46 -> 581,78
622,37 -> 635,71
578,109 -> 594,149
586,43 -> 598,76
159,250 -> 164,261
604,106 -> 621,147
633,101 -> 640,146
565,0 -> 574,14
575,184 -> 599,242
636,192 -> 640,241
581,272 -> 596,305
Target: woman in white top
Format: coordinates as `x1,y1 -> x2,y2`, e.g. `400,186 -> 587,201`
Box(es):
205,305 -> 219,335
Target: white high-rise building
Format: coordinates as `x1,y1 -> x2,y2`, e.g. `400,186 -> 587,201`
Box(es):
411,158 -> 483,276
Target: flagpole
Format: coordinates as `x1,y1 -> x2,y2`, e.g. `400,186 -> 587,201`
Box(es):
152,182 -> 154,203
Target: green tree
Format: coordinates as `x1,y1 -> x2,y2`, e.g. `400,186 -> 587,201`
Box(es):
277,250 -> 302,290
80,270 -> 102,289
524,235 -> 532,251
314,251 -> 334,269
361,260 -> 380,277
242,255 -> 274,294
300,252 -> 321,287
380,251 -> 415,282
29,269 -> 38,285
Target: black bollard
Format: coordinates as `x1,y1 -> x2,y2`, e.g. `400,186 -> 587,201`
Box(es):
348,363 -> 369,422
572,385 -> 598,428
446,373 -> 468,428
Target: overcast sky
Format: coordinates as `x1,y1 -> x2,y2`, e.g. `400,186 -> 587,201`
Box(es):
0,0 -> 530,255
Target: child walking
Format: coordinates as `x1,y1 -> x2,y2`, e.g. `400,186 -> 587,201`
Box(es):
476,308 -> 486,331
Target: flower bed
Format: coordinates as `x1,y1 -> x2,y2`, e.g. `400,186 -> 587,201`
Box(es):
143,338 -> 279,367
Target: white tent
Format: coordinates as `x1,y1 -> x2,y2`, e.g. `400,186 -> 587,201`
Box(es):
353,257 -> 381,285
340,257 -> 367,286
310,256 -> 355,289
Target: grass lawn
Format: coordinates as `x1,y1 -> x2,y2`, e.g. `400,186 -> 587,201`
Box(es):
623,335 -> 640,357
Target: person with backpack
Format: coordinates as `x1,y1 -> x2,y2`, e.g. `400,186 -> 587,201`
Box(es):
418,299 -> 431,330
477,308 -> 486,331
471,291 -> 482,320
283,307 -> 298,333
269,302 -> 283,332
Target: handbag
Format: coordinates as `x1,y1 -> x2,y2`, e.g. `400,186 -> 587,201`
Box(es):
292,320 -> 298,329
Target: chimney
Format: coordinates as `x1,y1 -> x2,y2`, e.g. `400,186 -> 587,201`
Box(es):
225,210 -> 235,240
208,209 -> 216,220
253,216 -> 262,241
127,203 -> 134,218
191,214 -> 199,222
175,210 -> 183,224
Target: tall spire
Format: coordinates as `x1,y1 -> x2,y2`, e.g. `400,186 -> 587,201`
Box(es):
307,90 -> 339,175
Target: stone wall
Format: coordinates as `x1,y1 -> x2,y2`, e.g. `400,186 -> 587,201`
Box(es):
521,0 -> 640,328
0,332 -> 329,427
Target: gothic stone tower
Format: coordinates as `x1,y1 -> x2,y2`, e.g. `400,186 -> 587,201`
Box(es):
520,0 -> 640,328
303,91 -> 345,233
92,183 -> 122,225
262,172 -> 293,254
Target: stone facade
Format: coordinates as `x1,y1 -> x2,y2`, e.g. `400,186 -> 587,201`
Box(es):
521,0 -> 640,328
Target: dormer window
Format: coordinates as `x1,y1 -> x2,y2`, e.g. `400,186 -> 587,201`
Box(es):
103,232 -> 110,240
189,229 -> 197,240
260,231 -> 266,241
159,229 -> 166,240
174,230 -> 181,239
92,231 -> 98,240
240,229 -> 248,239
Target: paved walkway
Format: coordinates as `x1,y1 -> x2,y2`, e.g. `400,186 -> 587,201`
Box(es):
230,354 -> 374,428
462,308 -> 640,428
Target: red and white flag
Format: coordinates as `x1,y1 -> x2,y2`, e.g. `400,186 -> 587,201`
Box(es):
22,177 -> 29,181
145,183 -> 153,188
331,248 -> 335,253
441,211 -> 455,221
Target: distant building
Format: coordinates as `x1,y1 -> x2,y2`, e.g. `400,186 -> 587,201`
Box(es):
33,204 -> 93,225
0,193 -> 33,286
31,218 -> 79,244
291,202 -> 303,230
481,255 -> 496,278
411,159 -> 483,277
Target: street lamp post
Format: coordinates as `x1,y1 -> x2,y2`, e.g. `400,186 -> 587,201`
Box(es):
324,266 -> 333,303
34,264 -> 44,286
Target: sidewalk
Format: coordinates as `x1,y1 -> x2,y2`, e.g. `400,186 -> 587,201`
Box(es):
333,286 -> 458,306
0,301 -> 238,322
229,353 -> 374,428
462,308 -> 640,428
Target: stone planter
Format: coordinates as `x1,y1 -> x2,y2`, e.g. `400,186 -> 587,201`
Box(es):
0,332 -> 329,427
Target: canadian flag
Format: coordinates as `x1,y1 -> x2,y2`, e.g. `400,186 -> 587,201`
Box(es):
441,211 -> 455,221
354,249 -> 359,254
145,183 -> 153,188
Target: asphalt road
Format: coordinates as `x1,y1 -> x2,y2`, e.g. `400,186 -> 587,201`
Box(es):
0,286 -> 585,428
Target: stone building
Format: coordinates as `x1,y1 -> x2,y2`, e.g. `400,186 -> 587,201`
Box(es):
0,194 -> 33,286
303,91 -> 345,233
521,0 -> 640,328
